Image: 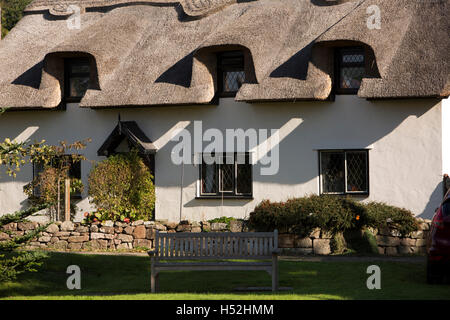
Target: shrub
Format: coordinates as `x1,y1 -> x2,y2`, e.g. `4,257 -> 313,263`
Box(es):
364,202 -> 419,236
208,216 -> 236,225
307,195 -> 366,234
87,151 -> 155,222
248,197 -> 316,237
248,195 -> 419,238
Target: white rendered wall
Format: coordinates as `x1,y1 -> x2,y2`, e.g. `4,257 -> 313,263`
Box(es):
0,96 -> 444,222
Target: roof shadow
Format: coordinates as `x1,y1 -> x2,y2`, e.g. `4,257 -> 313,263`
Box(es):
270,42 -> 314,80
11,60 -> 43,89
155,52 -> 194,88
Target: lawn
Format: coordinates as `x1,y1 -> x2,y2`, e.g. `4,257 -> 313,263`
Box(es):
1,252 -> 449,300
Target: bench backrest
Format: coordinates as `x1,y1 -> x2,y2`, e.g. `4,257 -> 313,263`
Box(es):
153,230 -> 278,260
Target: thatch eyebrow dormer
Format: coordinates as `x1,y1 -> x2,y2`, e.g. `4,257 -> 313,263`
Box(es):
41,52 -> 100,107
0,0 -> 448,110
192,45 -> 257,100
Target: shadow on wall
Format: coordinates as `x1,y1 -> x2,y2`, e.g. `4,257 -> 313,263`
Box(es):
421,175 -> 450,219
419,181 -> 443,219
149,99 -> 436,187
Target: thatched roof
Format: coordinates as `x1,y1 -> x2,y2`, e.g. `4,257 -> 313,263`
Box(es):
0,0 -> 448,109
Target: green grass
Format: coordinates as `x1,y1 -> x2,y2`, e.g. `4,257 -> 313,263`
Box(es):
1,252 -> 449,300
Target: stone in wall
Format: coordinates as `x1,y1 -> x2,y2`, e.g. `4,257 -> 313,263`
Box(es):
294,237 -> 312,248
117,234 -> 133,242
176,221 -> 192,232
61,221 -> 75,232
313,239 -> 331,255
229,220 -> 244,233
133,225 -> 146,239
210,223 -> 228,232
376,235 -> 401,247
385,247 -> 398,255
133,239 -> 152,248
278,234 -> 295,248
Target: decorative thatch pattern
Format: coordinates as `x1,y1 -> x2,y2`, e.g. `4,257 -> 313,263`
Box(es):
0,0 -> 448,109
25,0 -> 244,17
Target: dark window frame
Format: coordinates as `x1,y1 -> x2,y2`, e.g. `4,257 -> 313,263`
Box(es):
64,58 -> 91,102
217,51 -> 246,98
319,149 -> 369,196
32,155 -> 83,199
334,47 -> 366,95
197,152 -> 253,199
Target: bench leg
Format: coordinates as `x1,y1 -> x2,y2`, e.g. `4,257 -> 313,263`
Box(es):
151,271 -> 157,293
151,259 -> 158,293
272,254 -> 278,292
155,273 -> 160,292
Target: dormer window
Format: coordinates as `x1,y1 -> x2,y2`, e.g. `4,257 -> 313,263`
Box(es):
217,51 -> 245,97
335,47 -> 366,94
64,58 -> 91,102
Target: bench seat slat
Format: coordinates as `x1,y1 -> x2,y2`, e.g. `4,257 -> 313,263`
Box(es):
155,261 -> 272,267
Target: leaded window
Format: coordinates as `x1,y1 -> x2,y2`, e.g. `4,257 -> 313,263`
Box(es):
199,153 -> 252,198
217,51 -> 246,97
65,58 -> 91,101
320,150 -> 369,195
335,47 -> 366,94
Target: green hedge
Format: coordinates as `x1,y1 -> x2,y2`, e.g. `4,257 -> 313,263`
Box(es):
248,195 -> 419,237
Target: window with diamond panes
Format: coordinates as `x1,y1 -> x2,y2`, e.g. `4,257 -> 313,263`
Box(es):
320,150 -> 368,195
199,153 -> 252,197
335,47 -> 365,94
218,51 -> 245,97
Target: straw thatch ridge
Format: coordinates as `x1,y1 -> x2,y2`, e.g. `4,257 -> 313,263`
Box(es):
0,0 -> 448,110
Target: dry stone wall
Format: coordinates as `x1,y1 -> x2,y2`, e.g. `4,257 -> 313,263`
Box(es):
0,218 -> 431,255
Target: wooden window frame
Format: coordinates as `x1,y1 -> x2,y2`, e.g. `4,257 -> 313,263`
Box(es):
319,149 -> 369,196
334,47 -> 366,95
217,51 -> 246,98
64,58 -> 91,103
197,152 -> 253,199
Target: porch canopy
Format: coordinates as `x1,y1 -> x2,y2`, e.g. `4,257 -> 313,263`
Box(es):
97,120 -> 157,157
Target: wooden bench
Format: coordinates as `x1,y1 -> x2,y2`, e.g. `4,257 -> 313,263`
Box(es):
148,230 -> 279,293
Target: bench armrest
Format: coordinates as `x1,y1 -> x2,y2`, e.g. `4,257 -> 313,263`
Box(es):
148,249 -> 158,257
272,249 -> 281,255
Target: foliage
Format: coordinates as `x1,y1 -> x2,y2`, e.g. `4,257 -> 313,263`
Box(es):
87,151 -> 155,222
1,0 -> 33,38
364,202 -> 419,237
330,232 -> 347,255
249,197 -> 320,237
0,137 -> 52,178
0,251 -> 47,283
0,205 -> 50,283
24,168 -> 83,204
248,195 -> 419,239
208,216 -> 237,225
22,139 -> 90,221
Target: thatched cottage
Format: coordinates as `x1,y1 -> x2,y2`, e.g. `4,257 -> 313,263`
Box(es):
0,0 -> 449,222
